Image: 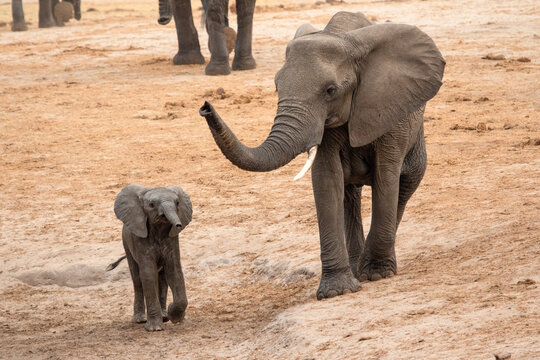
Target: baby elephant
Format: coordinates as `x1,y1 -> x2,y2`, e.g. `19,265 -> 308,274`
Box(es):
113,184 -> 192,331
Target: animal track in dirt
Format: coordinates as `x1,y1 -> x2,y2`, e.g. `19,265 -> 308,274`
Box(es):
16,264 -> 127,288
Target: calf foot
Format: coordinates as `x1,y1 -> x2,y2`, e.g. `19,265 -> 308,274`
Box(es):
144,318 -> 164,332
232,55 -> 256,71
317,269 -> 361,300
167,302 -> 187,323
358,257 -> 396,282
173,50 -> 205,65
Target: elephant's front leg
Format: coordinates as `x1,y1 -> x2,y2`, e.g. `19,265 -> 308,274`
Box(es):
344,185 -> 365,279
232,0 -> 256,71
312,148 -> 361,300
163,242 -> 188,323
158,271 -> 169,322
359,155 -> 401,281
171,0 -> 205,65
139,261 -> 164,331
125,251 -> 146,324
38,0 -> 56,28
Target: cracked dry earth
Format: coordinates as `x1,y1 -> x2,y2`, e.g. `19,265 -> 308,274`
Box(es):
0,0 -> 539,359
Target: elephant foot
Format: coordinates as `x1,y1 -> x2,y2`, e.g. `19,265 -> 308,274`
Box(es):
173,50 -> 205,65
144,318 -> 164,332
161,308 -> 169,323
205,60 -> 231,76
358,257 -> 396,282
157,16 -> 171,25
11,22 -> 28,31
167,302 -> 187,323
131,312 -> 146,324
316,269 -> 361,300
232,55 -> 256,71
39,18 -> 56,28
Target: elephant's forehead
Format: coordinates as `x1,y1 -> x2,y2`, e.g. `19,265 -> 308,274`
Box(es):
286,34 -> 347,62
145,188 -> 175,201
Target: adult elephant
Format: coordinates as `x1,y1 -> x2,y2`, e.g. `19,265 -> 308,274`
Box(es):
11,0 -> 81,31
158,0 -> 256,75
200,12 -> 445,299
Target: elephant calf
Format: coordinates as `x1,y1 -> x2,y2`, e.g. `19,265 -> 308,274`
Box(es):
112,184 -> 192,331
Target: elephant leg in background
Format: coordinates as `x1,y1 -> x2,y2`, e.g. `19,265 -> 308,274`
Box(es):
38,0 -> 56,28
125,250 -> 147,324
312,135 -> 362,300
163,244 -> 188,323
232,0 -> 256,71
139,260 -> 164,331
171,0 -> 205,65
158,271 -> 169,322
359,149 -> 402,282
205,0 -> 232,75
11,0 -> 28,31
344,184 -> 365,279
50,0 -> 63,27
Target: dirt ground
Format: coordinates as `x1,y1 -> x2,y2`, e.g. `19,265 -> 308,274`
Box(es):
0,0 -> 539,358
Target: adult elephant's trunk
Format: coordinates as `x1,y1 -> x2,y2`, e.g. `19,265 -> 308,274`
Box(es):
199,101 -> 320,175
158,0 -> 172,25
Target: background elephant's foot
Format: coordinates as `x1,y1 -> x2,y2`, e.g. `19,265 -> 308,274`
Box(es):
317,269 -> 361,300
358,256 -> 396,282
205,59 -> 231,76
232,55 -> 256,71
144,318 -> 164,332
131,312 -> 146,324
11,22 -> 28,31
173,50 -> 205,65
167,302 -> 187,323
38,17 -> 56,28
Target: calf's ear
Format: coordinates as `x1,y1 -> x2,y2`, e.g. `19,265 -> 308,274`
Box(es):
114,184 -> 151,238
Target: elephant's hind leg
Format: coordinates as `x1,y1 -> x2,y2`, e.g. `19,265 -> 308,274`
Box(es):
125,252 -> 147,324
158,271 -> 169,322
344,185 -> 365,279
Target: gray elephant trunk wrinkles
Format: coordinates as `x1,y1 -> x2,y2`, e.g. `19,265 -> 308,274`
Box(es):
201,101 -> 314,172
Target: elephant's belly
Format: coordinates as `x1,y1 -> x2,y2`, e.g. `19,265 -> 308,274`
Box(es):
343,149 -> 372,186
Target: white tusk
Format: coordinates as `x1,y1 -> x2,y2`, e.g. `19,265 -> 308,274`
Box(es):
293,146 -> 318,181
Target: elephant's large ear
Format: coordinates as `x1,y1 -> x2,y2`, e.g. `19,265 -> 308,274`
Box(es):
167,186 -> 192,236
114,184 -> 151,238
294,23 -> 319,39
323,11 -> 372,35
345,24 -> 445,147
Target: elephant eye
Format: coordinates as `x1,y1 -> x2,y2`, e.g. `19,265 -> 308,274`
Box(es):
175,200 -> 179,207
326,86 -> 337,98
149,202 -> 155,209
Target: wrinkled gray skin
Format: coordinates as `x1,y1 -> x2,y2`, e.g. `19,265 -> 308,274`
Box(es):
158,0 -> 256,75
200,12 -> 445,300
11,0 -> 81,31
114,185 -> 192,331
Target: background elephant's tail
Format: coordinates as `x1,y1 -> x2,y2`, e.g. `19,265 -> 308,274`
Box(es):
106,255 -> 126,271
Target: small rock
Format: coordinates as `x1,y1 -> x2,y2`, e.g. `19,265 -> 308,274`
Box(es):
517,278 -> 536,285
87,7 -> 98,12
476,122 -> 487,131
494,353 -> 511,360
516,57 -> 531,63
503,123 -> 515,130
482,53 -> 505,60
455,96 -> 471,102
474,96 -> 490,103
233,95 -> 251,104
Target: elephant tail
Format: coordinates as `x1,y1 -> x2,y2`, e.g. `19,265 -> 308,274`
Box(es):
106,255 -> 127,271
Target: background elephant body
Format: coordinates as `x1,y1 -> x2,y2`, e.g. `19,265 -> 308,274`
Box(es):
114,185 -> 192,331
11,0 -> 81,31
166,0 -> 256,75
200,12 -> 445,299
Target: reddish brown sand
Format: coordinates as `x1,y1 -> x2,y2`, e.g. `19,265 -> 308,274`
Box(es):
0,0 -> 538,358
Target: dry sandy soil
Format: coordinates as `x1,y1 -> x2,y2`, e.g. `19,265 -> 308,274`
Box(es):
0,0 -> 539,359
